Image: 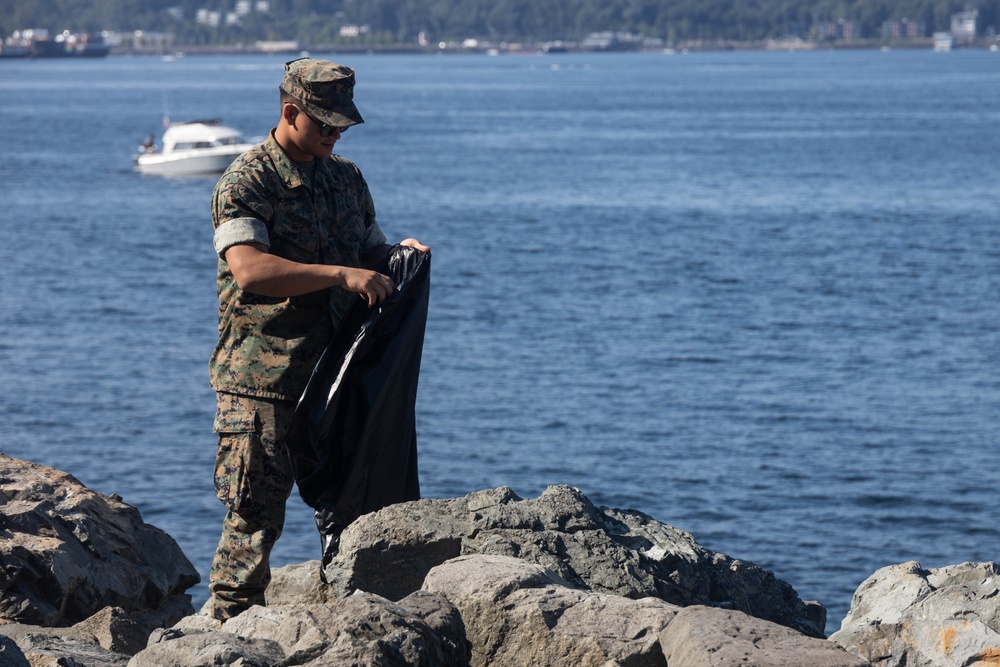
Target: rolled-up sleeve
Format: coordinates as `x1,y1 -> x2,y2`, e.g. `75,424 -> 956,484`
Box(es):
213,174 -> 275,258
214,217 -> 271,258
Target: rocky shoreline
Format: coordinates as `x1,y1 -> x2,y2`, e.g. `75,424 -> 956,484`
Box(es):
1,452 -> 997,666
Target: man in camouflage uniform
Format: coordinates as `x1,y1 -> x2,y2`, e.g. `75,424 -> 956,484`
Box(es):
208,58 -> 429,620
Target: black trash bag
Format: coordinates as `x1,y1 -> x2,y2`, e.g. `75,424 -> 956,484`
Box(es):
285,244 -> 430,579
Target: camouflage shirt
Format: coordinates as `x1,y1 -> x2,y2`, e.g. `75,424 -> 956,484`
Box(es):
210,131 -> 387,401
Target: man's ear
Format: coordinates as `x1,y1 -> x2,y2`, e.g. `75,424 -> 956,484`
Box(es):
281,103 -> 299,124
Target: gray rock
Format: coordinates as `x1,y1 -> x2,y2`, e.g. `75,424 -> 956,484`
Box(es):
830,561 -> 1000,667
130,591 -> 470,666
127,629 -> 286,667
0,606 -> 151,660
326,484 -> 826,636
239,591 -> 468,666
396,590 -> 471,663
0,630 -> 129,667
263,560 -> 341,607
71,606 -> 158,655
0,636 -> 30,667
170,611 -> 223,633
423,553 -> 680,666
660,605 -> 870,667
0,593 -> 196,664
0,454 -> 199,627
265,561 -> 471,662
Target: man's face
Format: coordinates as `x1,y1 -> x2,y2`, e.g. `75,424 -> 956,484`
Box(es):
281,103 -> 347,161
297,107 -> 347,158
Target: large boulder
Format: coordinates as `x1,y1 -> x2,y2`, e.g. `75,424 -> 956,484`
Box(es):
130,590 -> 470,666
262,562 -> 468,662
830,561 -> 1000,667
0,630 -> 128,667
419,553 -> 864,667
0,604 -> 183,666
660,606 -> 869,667
323,484 -> 826,637
423,553 -> 679,666
0,454 -> 199,627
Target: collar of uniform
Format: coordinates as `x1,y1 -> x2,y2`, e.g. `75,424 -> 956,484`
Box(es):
263,130 -> 312,190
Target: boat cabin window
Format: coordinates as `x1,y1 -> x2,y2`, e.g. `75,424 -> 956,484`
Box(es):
174,138 -> 243,150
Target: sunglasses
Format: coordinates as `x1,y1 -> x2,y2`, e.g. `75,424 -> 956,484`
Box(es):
299,107 -> 349,137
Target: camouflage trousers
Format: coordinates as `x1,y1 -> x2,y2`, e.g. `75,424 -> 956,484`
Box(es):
209,391 -> 297,620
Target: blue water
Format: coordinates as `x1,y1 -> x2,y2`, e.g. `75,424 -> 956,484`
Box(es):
1,49 -> 998,631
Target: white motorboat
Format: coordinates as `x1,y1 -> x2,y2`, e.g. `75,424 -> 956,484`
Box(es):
135,119 -> 255,176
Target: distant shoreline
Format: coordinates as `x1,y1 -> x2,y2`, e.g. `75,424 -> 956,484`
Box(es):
107,38 -> 1000,58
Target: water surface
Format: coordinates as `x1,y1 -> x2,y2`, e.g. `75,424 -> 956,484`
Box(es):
1,49 -> 998,629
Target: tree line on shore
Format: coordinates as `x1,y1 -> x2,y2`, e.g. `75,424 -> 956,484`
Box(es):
2,0 -> 998,47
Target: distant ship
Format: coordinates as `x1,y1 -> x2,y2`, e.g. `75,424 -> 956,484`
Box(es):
0,29 -> 110,58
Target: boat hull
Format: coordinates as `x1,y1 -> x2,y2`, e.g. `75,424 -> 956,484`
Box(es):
134,145 -> 252,176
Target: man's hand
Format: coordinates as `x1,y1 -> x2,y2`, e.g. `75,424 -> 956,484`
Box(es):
400,238 -> 430,253
342,267 -> 395,308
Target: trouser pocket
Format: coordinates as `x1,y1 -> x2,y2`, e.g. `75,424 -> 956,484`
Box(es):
213,392 -> 296,523
213,395 -> 263,517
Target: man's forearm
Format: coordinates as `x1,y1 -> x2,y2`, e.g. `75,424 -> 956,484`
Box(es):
225,243 -> 395,306
230,247 -> 350,297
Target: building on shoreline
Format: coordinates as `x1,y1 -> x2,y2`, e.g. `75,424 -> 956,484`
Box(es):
951,10 -> 979,44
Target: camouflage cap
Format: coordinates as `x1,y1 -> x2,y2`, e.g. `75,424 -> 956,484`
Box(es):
281,57 -> 364,127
